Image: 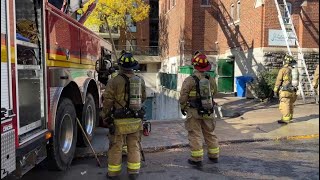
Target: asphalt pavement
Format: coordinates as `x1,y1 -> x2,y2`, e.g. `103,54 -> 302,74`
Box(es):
76,97 -> 319,157
17,138 -> 319,180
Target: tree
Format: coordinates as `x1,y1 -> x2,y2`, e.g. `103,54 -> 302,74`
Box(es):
79,0 -> 150,45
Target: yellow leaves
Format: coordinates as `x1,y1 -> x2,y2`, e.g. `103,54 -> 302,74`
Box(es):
82,0 -> 150,30
78,0 -> 96,15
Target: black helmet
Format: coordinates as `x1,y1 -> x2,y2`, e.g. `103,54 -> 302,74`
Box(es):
284,54 -> 297,65
117,51 -> 139,70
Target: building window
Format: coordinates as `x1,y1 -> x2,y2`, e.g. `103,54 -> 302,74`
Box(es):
126,15 -> 137,32
138,64 -> 147,72
201,0 -> 210,6
230,3 -> 235,21
282,2 -> 292,24
236,1 -> 240,22
128,21 -> 137,32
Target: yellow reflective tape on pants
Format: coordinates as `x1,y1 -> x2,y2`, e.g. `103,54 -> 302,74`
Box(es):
127,162 -> 140,170
191,149 -> 203,157
108,164 -> 121,172
189,91 -> 197,96
208,147 -> 220,154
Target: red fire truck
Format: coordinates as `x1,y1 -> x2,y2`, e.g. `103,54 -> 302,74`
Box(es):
1,0 -> 113,178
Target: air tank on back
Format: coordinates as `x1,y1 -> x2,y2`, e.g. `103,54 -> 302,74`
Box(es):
129,75 -> 142,111
199,78 -> 213,110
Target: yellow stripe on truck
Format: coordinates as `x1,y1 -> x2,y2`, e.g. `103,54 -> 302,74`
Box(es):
48,53 -> 80,64
46,59 -> 95,69
1,45 -> 7,62
1,49 -> 96,69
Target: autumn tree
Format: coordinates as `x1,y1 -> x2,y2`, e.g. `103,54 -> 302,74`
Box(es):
78,0 -> 150,55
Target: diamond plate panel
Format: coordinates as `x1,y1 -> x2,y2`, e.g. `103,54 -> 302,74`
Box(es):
1,130 -> 16,179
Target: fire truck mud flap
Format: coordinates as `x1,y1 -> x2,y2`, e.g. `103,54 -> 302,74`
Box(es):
47,98 -> 77,171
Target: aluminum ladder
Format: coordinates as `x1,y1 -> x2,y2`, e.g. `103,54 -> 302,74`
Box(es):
274,0 -> 316,103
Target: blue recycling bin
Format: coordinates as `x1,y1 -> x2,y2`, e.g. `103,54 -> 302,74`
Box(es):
235,76 -> 254,97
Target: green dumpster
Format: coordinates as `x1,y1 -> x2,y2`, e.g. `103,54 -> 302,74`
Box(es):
179,66 -> 194,74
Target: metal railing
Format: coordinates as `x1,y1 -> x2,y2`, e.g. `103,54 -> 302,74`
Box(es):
115,45 -> 159,56
183,49 -> 218,56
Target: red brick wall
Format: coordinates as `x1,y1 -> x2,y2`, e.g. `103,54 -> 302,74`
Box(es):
159,0 -> 219,58
118,0 -> 151,50
159,0 -> 186,58
216,0 -> 264,53
159,0 -> 319,59
299,1 -> 319,48
191,0 -> 218,54
264,0 -> 319,48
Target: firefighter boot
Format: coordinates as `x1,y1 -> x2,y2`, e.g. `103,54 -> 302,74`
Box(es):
128,174 -> 139,180
106,174 -> 120,180
277,119 -> 293,124
208,157 -> 219,163
188,159 -> 203,167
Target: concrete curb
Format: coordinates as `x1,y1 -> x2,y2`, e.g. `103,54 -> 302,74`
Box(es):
74,134 -> 319,158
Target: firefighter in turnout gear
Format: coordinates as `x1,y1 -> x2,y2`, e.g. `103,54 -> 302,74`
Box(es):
179,52 -> 219,167
313,64 -> 319,103
101,51 -> 146,179
313,64 -> 319,94
274,54 -> 299,124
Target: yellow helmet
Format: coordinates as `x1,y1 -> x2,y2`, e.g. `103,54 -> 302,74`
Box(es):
284,54 -> 295,64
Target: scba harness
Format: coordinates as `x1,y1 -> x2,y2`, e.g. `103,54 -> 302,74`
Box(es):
189,75 -> 214,116
113,73 -> 145,119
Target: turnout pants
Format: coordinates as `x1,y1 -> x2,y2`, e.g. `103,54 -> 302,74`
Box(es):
279,90 -> 297,122
185,108 -> 219,162
107,131 -> 141,176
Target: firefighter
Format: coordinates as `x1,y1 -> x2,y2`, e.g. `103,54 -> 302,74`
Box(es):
313,64 -> 319,103
101,51 -> 146,179
312,64 -> 319,94
179,52 -> 219,167
274,54 -> 299,124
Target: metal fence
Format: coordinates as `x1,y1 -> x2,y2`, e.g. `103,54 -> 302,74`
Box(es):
159,72 -> 177,90
115,45 -> 159,56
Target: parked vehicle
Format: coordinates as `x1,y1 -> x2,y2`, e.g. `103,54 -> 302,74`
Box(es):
1,0 -> 113,178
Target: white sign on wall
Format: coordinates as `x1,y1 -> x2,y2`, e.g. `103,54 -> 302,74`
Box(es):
268,29 -> 296,46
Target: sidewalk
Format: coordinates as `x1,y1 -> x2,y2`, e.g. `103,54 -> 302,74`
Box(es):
75,97 -> 319,157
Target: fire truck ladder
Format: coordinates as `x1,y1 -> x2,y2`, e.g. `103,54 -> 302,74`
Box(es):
274,0 -> 316,103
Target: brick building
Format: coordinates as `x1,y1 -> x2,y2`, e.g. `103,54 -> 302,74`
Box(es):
159,0 -> 219,73
97,0 -> 161,72
216,0 -> 319,80
157,0 -> 319,120
93,0 -> 161,120
159,0 -> 319,90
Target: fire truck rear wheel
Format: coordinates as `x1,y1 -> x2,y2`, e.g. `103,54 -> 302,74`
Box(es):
48,98 -> 77,171
78,93 -> 96,147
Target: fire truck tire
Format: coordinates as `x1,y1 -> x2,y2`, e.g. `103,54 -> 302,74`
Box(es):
48,98 -> 77,171
78,93 -> 96,147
